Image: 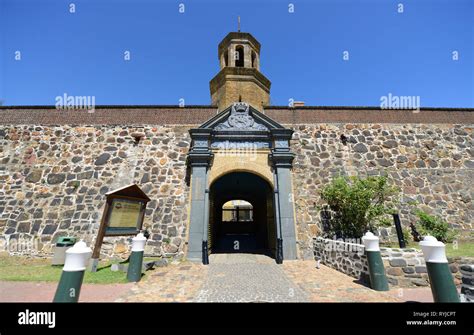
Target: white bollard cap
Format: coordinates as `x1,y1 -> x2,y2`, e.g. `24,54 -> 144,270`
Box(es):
362,231 -> 380,252
63,240 -> 92,272
419,235 -> 448,263
131,232 -> 147,252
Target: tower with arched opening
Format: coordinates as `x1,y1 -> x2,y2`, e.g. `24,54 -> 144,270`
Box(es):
210,32 -> 270,111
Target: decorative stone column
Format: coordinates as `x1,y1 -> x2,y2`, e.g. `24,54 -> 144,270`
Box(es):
229,45 -> 235,67
270,129 -> 297,261
243,44 -> 252,68
186,129 -> 213,262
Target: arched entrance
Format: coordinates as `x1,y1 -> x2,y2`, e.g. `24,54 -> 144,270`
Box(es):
186,102 -> 297,264
208,172 -> 276,256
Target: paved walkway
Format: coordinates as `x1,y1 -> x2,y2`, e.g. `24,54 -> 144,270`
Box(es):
118,254 -> 401,302
2,254 -> 431,303
282,259 -> 400,302
117,261 -> 207,302
195,254 -> 308,302
0,281 -> 133,302
387,287 -> 434,303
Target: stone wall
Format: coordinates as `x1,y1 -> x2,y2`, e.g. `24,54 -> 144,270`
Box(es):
382,248 -> 474,288
0,119 -> 473,261
314,237 -> 473,288
0,125 -> 191,259
379,246 -> 429,287
460,265 -> 474,302
313,237 -> 369,282
293,123 -> 473,259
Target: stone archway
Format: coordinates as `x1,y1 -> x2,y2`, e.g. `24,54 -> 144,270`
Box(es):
208,171 -> 276,256
186,102 -> 297,264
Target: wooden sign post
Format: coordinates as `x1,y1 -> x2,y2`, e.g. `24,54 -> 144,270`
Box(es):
89,184 -> 150,272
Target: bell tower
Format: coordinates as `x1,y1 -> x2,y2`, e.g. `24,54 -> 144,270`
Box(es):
210,32 -> 271,111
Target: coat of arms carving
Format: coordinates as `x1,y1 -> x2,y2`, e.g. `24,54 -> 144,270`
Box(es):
215,102 -> 268,131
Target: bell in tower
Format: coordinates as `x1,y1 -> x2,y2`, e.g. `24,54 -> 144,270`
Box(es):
210,31 -> 271,111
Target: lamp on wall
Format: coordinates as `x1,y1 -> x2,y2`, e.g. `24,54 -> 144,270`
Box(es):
131,132 -> 145,146
340,134 -> 348,145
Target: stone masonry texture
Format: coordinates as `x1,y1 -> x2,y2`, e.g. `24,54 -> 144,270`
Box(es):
293,123 -> 474,259
0,125 -> 191,259
0,107 -> 473,260
313,237 -> 474,288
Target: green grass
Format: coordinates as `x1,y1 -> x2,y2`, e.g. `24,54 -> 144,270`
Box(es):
444,242 -> 474,258
0,254 -> 132,284
381,241 -> 474,258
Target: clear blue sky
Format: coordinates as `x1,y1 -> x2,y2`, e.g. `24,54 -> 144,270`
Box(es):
1,0 -> 473,107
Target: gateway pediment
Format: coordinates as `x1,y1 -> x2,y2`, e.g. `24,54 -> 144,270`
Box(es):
214,103 -> 268,131
199,102 -> 283,132
187,102 -> 295,170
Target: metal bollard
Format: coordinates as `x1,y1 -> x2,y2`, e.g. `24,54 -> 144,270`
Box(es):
53,240 -> 92,302
127,232 -> 147,282
276,238 -> 283,264
362,232 -> 389,291
202,241 -> 209,265
419,236 -> 460,302
392,213 -> 406,248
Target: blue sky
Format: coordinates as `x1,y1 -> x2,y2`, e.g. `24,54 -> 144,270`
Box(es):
1,0 -> 473,107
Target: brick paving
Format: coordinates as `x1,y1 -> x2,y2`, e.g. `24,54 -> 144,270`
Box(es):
0,255 -> 439,303
387,287 -> 434,302
0,281 -> 133,302
282,260 -> 401,302
117,261 -> 208,302
119,254 -> 401,302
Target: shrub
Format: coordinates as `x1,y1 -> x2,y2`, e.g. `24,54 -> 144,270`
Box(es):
402,227 -> 412,244
320,175 -> 399,238
415,210 -> 457,243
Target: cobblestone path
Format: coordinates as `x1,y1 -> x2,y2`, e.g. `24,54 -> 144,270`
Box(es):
282,260 -> 400,302
195,254 -> 309,302
117,261 -> 207,302
118,254 -> 401,302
